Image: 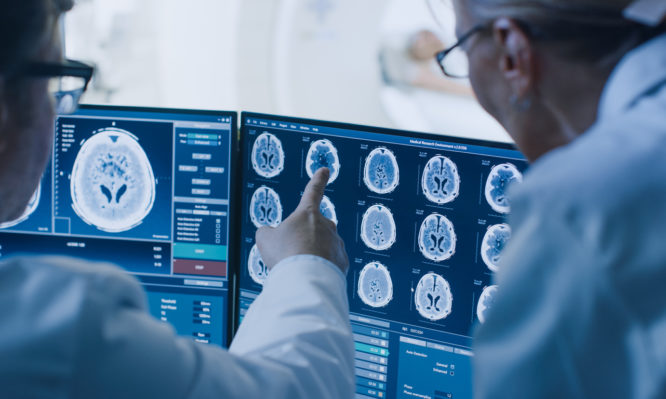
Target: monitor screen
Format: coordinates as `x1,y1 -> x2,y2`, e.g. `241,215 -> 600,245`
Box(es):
0,105 -> 237,348
236,112 -> 528,398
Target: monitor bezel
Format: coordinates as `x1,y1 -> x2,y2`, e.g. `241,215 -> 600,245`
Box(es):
233,111 -> 524,335
76,104 -> 240,348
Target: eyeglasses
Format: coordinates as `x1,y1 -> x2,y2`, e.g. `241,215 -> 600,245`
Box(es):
22,59 -> 94,114
436,24 -> 488,79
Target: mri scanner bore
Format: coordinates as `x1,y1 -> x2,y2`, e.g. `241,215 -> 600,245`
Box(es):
247,244 -> 270,286
485,163 -> 523,214
481,223 -> 511,273
360,204 -> 397,251
476,285 -> 498,324
357,261 -> 394,308
70,127 -> 156,233
249,186 -> 283,228
418,213 -> 456,262
305,139 -> 341,184
363,147 -> 399,194
320,195 -> 338,225
251,132 -> 285,179
0,184 -> 41,229
415,272 -> 453,321
422,155 -> 461,204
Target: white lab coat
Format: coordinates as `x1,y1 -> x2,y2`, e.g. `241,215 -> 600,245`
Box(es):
0,254 -> 355,398
474,33 -> 666,398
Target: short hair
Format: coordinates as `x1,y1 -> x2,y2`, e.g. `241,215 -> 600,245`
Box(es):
0,0 -> 74,78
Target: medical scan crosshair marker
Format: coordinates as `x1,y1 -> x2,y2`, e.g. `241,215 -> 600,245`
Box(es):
360,204 -> 397,251
415,272 -> 453,321
422,155 -> 460,204
477,285 -> 498,324
251,132 -> 285,178
481,223 -> 511,273
0,183 -> 41,229
305,139 -> 341,184
418,213 -> 457,262
357,261 -> 394,308
70,127 -> 156,233
247,244 -> 270,285
249,185 -> 283,228
484,163 -> 523,214
363,147 -> 399,194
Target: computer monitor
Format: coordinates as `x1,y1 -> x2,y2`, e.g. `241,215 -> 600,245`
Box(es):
0,105 -> 237,348
236,112 -> 528,398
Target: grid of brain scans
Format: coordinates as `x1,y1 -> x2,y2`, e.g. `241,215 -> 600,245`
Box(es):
0,106 -> 237,348
237,113 -> 528,399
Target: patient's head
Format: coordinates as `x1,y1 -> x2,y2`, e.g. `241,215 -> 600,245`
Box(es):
0,0 -> 73,223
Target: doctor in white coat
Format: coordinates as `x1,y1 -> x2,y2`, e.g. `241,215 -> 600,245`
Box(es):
0,1 -> 354,398
442,0 -> 666,397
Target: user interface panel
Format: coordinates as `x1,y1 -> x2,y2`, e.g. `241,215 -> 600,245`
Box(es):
0,106 -> 236,347
237,112 -> 528,399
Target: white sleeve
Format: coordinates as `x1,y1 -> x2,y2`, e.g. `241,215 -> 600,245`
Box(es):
72,255 -> 355,399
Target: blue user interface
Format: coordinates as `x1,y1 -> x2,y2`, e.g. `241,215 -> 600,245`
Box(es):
0,106 -> 236,347
237,113 -> 528,399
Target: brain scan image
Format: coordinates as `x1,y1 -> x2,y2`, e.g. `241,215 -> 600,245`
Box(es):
0,184 -> 41,229
481,223 -> 511,273
485,163 -> 523,214
247,244 -> 270,285
415,272 -> 453,321
363,147 -> 399,194
357,261 -> 393,308
418,213 -> 457,262
70,127 -> 155,233
320,195 -> 338,225
477,285 -> 499,324
305,139 -> 341,184
251,132 -> 285,178
249,186 -> 283,228
422,155 -> 460,205
360,204 -> 397,251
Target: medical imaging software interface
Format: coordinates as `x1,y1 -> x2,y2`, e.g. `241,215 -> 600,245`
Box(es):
0,106 -> 235,347
238,113 -> 528,399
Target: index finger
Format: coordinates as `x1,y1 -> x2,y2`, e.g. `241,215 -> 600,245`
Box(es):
298,167 -> 330,211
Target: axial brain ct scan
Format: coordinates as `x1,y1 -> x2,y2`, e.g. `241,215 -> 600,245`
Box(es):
238,113 -> 528,399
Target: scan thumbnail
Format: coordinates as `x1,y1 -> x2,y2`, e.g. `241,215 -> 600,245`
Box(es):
476,285 -> 498,324
422,155 -> 460,205
320,195 -> 338,225
251,132 -> 285,178
357,261 -> 393,308
247,244 -> 270,286
70,127 -> 155,233
481,223 -> 511,273
0,184 -> 41,229
485,163 -> 523,214
363,147 -> 399,194
249,186 -> 283,228
415,272 -> 453,321
360,204 -> 397,251
305,139 -> 340,184
418,213 -> 456,262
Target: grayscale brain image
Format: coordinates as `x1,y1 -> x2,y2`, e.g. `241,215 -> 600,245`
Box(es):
70,128 -> 156,233
0,184 -> 41,229
320,195 -> 338,225
305,139 -> 341,184
481,223 -> 511,273
421,155 -> 460,204
251,132 -> 285,178
249,185 -> 283,228
357,261 -> 393,308
484,163 -> 523,214
418,213 -> 457,262
415,272 -> 453,321
363,147 -> 399,194
476,285 -> 498,324
247,244 -> 270,286
360,204 -> 397,251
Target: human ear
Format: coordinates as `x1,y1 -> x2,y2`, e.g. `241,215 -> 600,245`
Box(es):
492,17 -> 536,101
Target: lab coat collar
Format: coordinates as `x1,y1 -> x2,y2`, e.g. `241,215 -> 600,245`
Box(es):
599,33 -> 666,119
